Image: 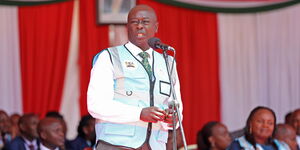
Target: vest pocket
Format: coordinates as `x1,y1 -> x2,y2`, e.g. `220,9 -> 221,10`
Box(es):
104,123 -> 136,136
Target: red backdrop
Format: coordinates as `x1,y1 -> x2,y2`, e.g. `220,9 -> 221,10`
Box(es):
79,0 -> 109,116
19,1 -> 74,117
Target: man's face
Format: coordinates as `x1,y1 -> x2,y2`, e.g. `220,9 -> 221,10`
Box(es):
43,121 -> 65,148
292,110 -> 300,135
127,8 -> 158,51
22,116 -> 39,139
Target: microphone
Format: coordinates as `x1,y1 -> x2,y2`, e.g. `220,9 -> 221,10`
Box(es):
148,37 -> 175,51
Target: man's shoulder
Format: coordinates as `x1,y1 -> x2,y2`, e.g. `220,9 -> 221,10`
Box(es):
107,44 -> 127,52
68,136 -> 89,149
8,136 -> 24,144
6,136 -> 26,149
96,45 -> 126,56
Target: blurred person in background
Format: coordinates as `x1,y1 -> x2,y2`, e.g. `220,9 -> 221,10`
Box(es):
10,113 -> 21,139
45,111 -> 67,137
6,113 -> 40,150
38,117 -> 65,150
197,121 -> 232,150
291,109 -> 300,147
275,124 -> 298,150
68,115 -> 96,150
45,111 -> 70,150
0,110 -> 11,150
227,106 -> 287,150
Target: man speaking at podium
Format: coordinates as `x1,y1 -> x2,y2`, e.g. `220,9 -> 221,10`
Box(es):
87,4 -> 183,150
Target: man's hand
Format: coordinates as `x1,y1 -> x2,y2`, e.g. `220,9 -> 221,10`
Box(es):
163,108 -> 178,127
140,107 -> 166,123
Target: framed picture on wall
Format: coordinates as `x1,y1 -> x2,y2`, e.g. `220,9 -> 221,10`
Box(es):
97,0 -> 136,24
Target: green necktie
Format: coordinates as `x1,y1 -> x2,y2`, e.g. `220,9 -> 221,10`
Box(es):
139,52 -> 152,78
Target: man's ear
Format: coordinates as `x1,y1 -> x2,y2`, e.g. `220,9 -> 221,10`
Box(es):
155,22 -> 159,33
40,131 -> 47,140
208,136 -> 215,147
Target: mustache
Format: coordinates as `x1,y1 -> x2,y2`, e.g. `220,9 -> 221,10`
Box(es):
137,30 -> 145,34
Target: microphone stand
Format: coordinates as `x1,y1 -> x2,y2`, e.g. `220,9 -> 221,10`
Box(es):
162,49 -> 187,150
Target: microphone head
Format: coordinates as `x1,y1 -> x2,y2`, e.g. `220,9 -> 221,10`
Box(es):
148,37 -> 160,49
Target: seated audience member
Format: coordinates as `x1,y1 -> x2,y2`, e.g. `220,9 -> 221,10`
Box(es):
275,124 -> 298,150
0,110 -> 11,149
45,111 -> 67,136
291,109 -> 300,147
38,117 -> 65,150
6,113 -> 40,150
68,115 -> 95,150
45,111 -> 70,150
197,121 -> 232,150
227,106 -> 287,150
10,113 -> 21,139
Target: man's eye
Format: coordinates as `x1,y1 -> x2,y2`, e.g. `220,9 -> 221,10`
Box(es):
142,20 -> 150,24
131,20 -> 138,24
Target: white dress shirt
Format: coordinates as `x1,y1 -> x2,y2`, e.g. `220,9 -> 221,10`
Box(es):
23,138 -> 38,150
39,143 -> 59,150
87,42 -> 182,125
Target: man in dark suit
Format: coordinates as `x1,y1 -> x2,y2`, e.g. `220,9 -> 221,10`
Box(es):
6,113 -> 40,150
68,115 -> 95,150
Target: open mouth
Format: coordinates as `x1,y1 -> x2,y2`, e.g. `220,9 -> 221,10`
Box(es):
137,33 -> 145,38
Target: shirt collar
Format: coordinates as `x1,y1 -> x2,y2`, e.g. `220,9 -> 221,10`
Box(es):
40,143 -> 59,150
23,137 -> 37,146
125,42 -> 153,59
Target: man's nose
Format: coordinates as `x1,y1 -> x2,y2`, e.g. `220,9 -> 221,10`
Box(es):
135,20 -> 144,28
137,22 -> 144,29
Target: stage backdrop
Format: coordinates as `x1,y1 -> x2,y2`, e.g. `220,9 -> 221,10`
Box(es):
1,0 -> 300,144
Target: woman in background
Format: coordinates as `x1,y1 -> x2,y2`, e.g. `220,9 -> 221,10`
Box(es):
227,106 -> 287,150
197,121 -> 232,150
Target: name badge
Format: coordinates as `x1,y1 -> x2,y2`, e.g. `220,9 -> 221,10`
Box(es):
123,61 -> 138,70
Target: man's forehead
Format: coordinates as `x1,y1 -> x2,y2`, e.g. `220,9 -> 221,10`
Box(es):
128,10 -> 156,19
47,121 -> 63,130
